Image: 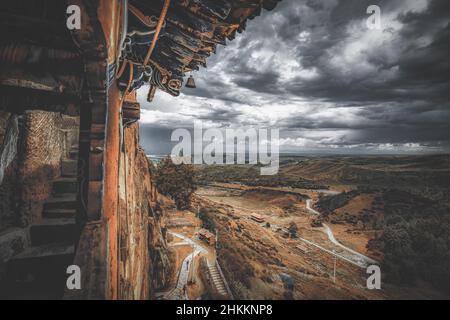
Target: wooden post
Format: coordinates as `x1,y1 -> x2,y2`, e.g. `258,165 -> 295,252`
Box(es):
104,81 -> 121,299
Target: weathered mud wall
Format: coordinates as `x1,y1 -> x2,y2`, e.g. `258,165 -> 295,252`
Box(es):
0,111 -> 73,286
118,123 -> 171,299
18,111 -> 65,225
0,111 -> 70,230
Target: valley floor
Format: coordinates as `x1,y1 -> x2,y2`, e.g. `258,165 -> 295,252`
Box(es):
193,183 -> 448,299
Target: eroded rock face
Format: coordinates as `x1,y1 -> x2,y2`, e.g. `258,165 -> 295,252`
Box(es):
117,123 -> 171,299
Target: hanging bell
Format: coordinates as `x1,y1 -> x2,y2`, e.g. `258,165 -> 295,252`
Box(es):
185,75 -> 196,89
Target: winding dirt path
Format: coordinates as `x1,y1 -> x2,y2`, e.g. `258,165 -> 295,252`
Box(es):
306,199 -> 378,266
166,231 -> 207,300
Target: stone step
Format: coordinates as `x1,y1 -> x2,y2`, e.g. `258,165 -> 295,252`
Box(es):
42,208 -> 77,219
30,218 -> 77,246
208,265 -> 228,296
212,277 -> 224,283
1,243 -> 75,299
214,283 -> 226,292
53,177 -> 78,195
61,159 -> 77,177
43,194 -> 77,211
68,149 -> 79,160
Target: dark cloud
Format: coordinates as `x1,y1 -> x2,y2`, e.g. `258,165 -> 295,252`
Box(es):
139,126 -> 174,155
139,0 -> 450,154
197,107 -> 242,124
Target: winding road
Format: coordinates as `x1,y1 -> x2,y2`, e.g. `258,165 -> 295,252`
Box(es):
166,231 -> 207,300
306,199 -> 378,267
198,190 -> 378,269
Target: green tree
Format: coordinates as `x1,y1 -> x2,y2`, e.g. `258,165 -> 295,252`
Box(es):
154,156 -> 197,209
198,207 -> 216,231
288,222 -> 298,238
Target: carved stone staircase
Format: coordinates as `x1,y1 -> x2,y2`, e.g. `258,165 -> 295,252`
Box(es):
207,261 -> 228,297
1,144 -> 79,299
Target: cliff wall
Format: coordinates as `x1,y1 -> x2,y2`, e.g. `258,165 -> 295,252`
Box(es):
118,123 -> 171,299
67,122 -> 171,299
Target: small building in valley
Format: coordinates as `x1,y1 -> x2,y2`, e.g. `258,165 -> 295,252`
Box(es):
250,213 -> 265,223
196,228 -> 216,246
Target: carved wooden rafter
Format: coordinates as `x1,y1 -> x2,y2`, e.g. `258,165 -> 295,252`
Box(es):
119,0 -> 282,98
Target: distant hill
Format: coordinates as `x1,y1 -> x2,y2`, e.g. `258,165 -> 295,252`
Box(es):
196,154 -> 450,200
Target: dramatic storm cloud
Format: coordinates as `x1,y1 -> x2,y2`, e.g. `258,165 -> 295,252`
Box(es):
139,0 -> 450,155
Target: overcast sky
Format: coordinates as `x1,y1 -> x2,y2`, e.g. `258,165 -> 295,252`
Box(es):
138,0 -> 450,155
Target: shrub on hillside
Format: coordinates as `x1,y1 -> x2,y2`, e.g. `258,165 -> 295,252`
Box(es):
377,190 -> 450,294
154,156 -> 197,210
288,222 -> 298,238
